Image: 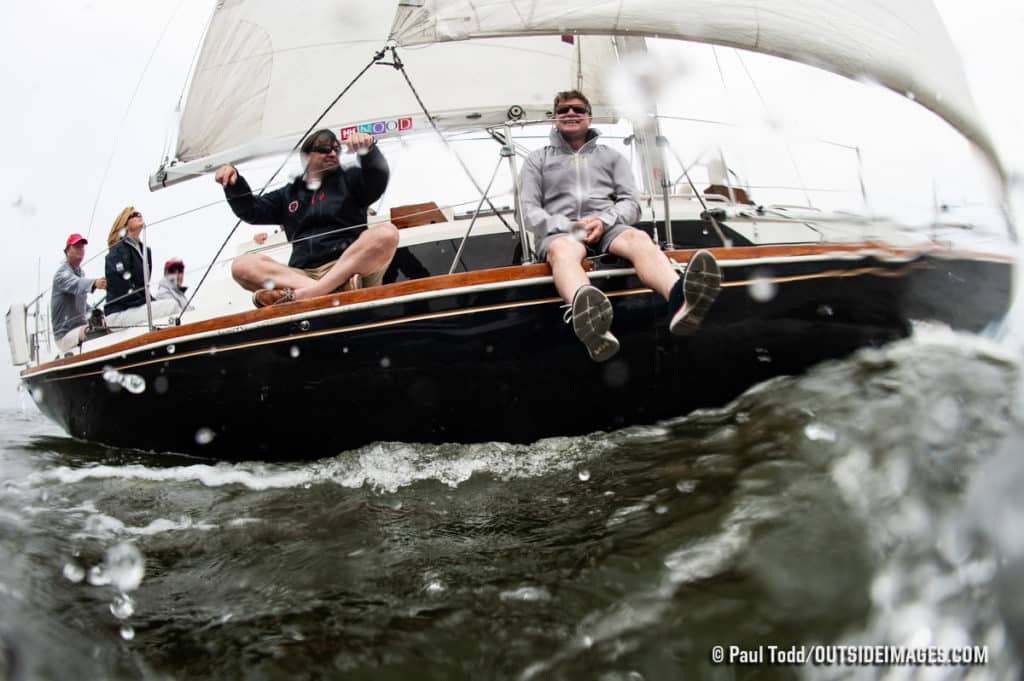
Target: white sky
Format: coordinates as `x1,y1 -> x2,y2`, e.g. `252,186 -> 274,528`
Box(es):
0,0 -> 1021,408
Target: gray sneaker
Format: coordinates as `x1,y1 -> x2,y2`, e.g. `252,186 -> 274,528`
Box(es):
668,250 -> 721,335
564,285 -> 620,362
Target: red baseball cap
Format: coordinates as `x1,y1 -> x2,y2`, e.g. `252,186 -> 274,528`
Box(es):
65,233 -> 88,247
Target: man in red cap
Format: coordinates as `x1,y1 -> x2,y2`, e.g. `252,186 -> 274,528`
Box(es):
50,233 -> 107,352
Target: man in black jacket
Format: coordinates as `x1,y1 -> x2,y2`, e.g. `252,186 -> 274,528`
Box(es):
215,129 -> 399,307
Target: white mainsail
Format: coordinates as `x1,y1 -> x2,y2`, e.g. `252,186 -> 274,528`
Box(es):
152,0 -> 616,187
389,0 -> 1000,174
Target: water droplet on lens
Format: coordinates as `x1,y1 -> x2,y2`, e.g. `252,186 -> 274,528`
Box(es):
63,562 -> 85,583
195,427 -> 216,445
424,580 -> 446,595
110,593 -> 135,619
262,279 -> 275,290
749,268 -> 777,302
817,304 -> 834,317
122,272 -> 131,280
104,542 -> 145,592
342,346 -> 349,353
120,374 -> 146,394
654,504 -> 668,515
804,423 -> 837,442
120,625 -> 135,641
380,357 -> 391,368
289,346 -> 300,358
87,565 -> 110,586
31,387 -> 44,401
332,297 -> 340,306
154,376 -> 169,394
485,345 -> 494,353
166,344 -> 176,354
578,469 -> 591,482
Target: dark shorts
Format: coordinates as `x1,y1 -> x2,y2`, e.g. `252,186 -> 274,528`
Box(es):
536,223 -> 632,261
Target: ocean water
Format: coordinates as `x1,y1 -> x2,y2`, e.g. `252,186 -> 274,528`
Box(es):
1,326 -> 1021,681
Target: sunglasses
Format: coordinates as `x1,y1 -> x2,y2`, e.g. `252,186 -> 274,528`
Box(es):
128,211 -> 142,219
310,144 -> 341,154
555,105 -> 590,115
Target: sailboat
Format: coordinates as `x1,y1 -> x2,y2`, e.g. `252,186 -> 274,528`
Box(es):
6,0 -> 1014,459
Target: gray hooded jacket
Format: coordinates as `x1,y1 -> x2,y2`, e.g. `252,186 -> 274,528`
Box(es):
50,261 -> 97,339
518,127 -> 640,240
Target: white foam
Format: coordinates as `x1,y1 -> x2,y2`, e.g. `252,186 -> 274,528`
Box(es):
31,433 -> 616,495
35,463 -> 315,491
73,512 -> 216,539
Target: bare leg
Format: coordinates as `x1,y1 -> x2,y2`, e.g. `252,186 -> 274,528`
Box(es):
607,227 -> 679,300
546,236 -> 590,303
231,254 -> 317,292
293,223 -> 399,300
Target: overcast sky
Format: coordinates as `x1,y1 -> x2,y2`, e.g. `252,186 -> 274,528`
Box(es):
0,0 -> 1021,409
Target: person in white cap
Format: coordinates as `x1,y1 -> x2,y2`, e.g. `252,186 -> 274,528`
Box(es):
50,233 -> 107,352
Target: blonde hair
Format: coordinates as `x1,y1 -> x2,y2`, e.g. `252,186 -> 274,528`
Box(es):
108,206 -> 136,247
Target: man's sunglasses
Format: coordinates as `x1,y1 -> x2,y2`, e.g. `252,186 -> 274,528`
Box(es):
555,105 -> 590,115
310,144 -> 341,154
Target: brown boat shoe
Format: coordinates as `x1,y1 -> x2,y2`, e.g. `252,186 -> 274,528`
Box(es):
339,273 -> 362,292
252,287 -> 296,308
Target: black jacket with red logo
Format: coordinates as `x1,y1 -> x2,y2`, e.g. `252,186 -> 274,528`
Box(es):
223,146 -> 389,269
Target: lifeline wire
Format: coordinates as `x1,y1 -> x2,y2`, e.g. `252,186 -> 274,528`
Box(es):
388,46 -> 518,235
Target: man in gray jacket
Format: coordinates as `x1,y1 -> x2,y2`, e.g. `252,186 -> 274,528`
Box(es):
519,90 -> 721,362
50,233 -> 107,352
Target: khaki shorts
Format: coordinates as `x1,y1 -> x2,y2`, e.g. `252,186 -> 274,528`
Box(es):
296,258 -> 386,290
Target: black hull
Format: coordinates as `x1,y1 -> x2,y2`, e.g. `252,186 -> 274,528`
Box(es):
23,248 -> 1013,460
